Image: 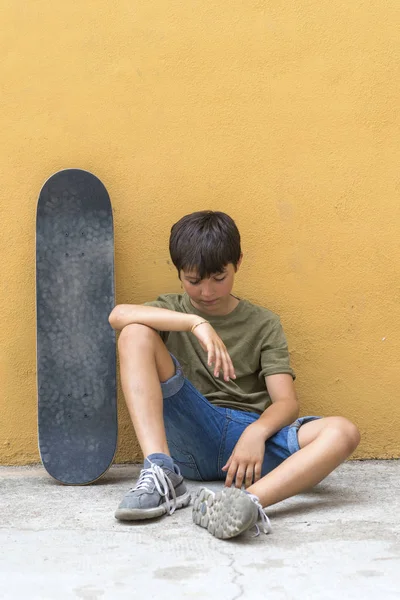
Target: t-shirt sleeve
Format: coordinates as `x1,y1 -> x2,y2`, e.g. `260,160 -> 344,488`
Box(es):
144,298 -> 171,310
259,319 -> 296,380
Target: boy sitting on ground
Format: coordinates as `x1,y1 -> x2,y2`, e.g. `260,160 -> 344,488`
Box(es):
109,211 -> 360,539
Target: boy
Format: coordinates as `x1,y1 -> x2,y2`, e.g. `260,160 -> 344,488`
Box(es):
109,211 -> 360,539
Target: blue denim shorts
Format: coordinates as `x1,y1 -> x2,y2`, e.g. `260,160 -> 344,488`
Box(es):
161,356 -> 320,481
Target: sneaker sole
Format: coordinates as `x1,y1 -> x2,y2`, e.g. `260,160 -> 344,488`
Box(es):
115,491 -> 191,521
192,487 -> 258,539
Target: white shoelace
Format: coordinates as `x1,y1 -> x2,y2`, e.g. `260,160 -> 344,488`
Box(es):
247,493 -> 272,536
131,463 -> 177,515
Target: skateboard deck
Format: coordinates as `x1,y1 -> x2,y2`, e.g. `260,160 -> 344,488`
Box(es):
36,169 -> 117,485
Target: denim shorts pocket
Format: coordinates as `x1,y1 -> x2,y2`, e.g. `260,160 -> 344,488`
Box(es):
168,440 -> 204,481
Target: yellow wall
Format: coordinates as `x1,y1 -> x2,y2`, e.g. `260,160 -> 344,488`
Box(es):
1,1 -> 399,464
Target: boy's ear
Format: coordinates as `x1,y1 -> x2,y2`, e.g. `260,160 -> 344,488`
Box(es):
235,254 -> 243,271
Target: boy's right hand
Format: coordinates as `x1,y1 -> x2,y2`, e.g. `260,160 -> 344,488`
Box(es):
191,321 -> 236,382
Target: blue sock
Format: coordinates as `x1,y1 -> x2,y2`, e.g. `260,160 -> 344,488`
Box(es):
145,452 -> 175,471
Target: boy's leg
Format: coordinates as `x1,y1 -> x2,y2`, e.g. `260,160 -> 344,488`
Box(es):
118,323 -> 175,457
115,323 -> 190,520
246,416 -> 361,507
117,323 -> 228,480
192,416 -> 360,539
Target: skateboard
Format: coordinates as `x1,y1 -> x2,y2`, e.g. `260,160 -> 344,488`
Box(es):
36,169 -> 117,485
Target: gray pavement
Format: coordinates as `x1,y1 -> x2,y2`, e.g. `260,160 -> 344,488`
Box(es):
0,461 -> 399,600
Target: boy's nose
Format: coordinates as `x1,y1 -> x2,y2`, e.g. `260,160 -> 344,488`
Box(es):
201,282 -> 215,298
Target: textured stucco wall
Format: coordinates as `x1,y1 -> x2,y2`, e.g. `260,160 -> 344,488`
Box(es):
1,1 -> 399,464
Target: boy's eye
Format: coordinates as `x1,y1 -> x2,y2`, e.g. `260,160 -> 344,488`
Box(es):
186,275 -> 226,285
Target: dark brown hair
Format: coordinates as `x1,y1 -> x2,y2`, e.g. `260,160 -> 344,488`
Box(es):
169,211 -> 241,279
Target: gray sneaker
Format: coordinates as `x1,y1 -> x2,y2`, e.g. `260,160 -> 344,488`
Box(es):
115,459 -> 191,521
192,487 -> 272,539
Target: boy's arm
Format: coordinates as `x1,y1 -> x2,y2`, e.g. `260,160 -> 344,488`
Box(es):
223,374 -> 299,488
109,303 -> 200,333
109,304 -> 236,381
253,374 -> 299,439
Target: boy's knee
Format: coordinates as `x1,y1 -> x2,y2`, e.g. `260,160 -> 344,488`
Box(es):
117,324 -> 175,383
118,323 -> 159,353
330,417 -> 361,453
345,419 -> 361,451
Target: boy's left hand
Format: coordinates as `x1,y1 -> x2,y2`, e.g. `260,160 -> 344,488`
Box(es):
222,422 -> 266,489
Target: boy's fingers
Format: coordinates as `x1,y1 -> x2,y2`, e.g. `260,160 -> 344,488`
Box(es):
218,346 -> 235,381
207,344 -> 215,367
235,465 -> 246,489
220,351 -> 231,381
245,465 -> 254,488
254,463 -> 262,483
222,457 -> 231,471
213,346 -> 222,377
228,355 -> 236,380
225,462 -> 237,488
222,349 -> 235,380
206,338 -> 235,380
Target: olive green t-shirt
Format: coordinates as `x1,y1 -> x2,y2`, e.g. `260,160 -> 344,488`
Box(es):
145,293 -> 295,415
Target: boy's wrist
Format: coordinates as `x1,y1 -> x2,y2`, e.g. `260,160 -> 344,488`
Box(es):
188,315 -> 208,332
248,419 -> 272,441
190,319 -> 209,334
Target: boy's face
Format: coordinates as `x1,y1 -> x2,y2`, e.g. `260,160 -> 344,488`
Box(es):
180,260 -> 241,315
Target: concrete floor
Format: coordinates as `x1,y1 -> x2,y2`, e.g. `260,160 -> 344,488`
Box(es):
0,461 -> 399,600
